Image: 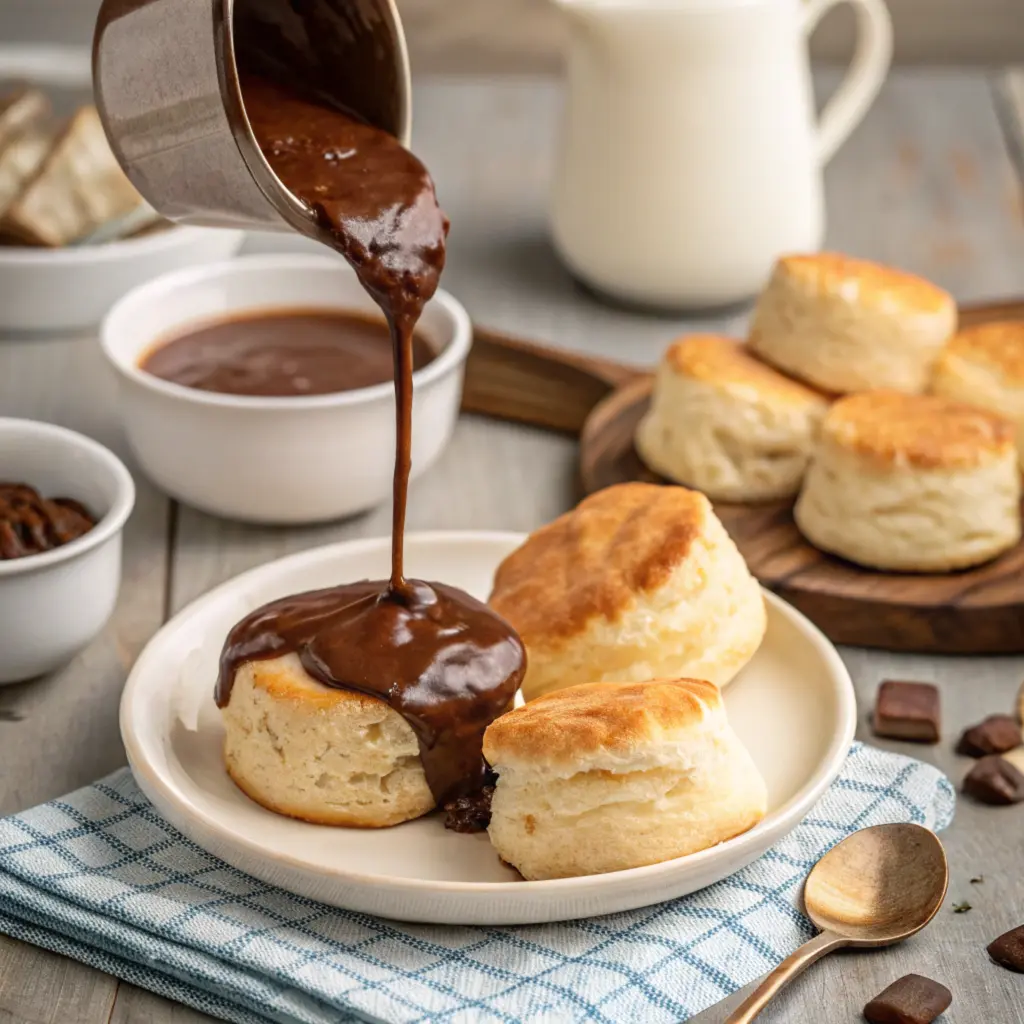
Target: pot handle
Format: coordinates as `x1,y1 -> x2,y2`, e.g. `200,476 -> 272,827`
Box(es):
803,0 -> 893,165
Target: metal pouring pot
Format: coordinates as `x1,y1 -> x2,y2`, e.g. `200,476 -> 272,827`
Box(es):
93,0 -> 412,237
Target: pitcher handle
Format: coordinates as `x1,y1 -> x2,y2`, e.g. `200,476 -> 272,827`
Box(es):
803,0 -> 893,165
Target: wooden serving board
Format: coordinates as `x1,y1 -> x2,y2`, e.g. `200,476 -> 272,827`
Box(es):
463,301 -> 1024,654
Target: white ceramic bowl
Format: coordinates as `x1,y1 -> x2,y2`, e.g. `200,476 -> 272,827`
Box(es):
101,254 -> 472,524
0,227 -> 245,334
0,418 -> 135,684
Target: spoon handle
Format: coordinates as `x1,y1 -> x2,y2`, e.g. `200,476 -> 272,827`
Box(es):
723,931 -> 848,1023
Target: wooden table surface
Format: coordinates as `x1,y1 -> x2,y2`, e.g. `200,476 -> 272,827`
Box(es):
2,70 -> 1024,1024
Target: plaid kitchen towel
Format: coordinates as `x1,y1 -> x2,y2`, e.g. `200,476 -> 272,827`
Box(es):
0,743 -> 953,1024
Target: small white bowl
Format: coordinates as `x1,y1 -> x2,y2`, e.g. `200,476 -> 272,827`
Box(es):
0,418 -> 135,685
101,254 -> 472,524
0,226 -> 245,334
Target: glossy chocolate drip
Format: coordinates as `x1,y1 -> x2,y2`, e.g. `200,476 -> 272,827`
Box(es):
217,581 -> 523,804
0,482 -> 96,560
241,72 -> 447,586
139,309 -> 435,398
216,74 -> 524,813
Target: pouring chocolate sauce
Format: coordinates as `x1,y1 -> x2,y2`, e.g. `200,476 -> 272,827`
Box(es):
215,74 -> 525,818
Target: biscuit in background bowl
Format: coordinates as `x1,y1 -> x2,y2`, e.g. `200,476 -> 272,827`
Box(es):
795,391 -> 1021,572
483,679 -> 768,880
489,482 -> 766,703
749,253 -> 956,395
635,334 -> 829,502
931,321 -> 1024,469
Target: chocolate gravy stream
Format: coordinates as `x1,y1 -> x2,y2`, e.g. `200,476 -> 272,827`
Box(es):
216,75 -> 525,811
239,72 -> 448,587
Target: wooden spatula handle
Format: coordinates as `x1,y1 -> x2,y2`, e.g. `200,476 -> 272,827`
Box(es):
463,301 -> 1024,437
462,324 -> 642,435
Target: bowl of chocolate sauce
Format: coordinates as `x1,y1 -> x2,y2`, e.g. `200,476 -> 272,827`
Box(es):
100,254 -> 471,524
0,417 -> 135,683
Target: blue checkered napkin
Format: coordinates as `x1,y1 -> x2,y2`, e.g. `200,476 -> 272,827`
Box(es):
0,743 -> 953,1024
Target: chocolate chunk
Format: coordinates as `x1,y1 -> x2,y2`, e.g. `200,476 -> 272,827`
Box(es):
863,974 -> 952,1024
988,925 -> 1024,972
957,714 -> 1022,757
963,755 -> 1024,805
873,681 -> 940,744
443,785 -> 495,833
0,482 -> 96,560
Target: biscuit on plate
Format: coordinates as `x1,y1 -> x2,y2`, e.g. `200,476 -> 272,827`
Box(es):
931,321 -> 1024,469
488,482 -> 766,703
635,334 -> 829,502
749,253 -> 956,395
221,653 -> 434,828
483,679 -> 768,879
795,391 -> 1020,572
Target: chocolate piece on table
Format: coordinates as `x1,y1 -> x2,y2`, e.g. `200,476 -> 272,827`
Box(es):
872,681 -> 940,744
988,925 -> 1024,973
956,714 -> 1022,757
863,973 -> 952,1024
962,755 -> 1024,805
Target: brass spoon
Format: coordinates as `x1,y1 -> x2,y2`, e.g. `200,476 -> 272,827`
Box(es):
724,823 -> 948,1023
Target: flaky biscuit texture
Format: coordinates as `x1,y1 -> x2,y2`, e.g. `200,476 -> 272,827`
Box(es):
932,322 -> 1024,470
489,484 -> 766,702
749,253 -> 956,394
795,429 -> 1021,572
636,335 -> 828,501
221,654 -> 434,827
485,680 -> 767,879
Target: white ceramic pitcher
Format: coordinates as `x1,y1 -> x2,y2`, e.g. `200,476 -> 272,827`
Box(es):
550,0 -> 892,309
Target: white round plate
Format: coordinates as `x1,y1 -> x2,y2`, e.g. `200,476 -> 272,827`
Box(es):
121,531 -> 856,925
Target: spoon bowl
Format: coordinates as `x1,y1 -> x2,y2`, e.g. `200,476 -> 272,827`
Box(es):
725,822 -> 949,1023
805,822 -> 949,945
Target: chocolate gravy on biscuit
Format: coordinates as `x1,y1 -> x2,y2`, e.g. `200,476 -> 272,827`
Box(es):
216,74 -> 524,812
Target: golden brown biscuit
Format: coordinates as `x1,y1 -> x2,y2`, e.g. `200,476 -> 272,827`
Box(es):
749,253 -> 956,394
221,654 -> 435,828
795,391 -> 1021,571
931,321 -> 1024,469
489,483 -> 766,702
483,679 -> 768,879
636,335 -> 829,501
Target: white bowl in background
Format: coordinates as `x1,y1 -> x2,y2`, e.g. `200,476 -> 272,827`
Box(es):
101,254 -> 472,524
0,418 -> 135,684
0,226 -> 244,334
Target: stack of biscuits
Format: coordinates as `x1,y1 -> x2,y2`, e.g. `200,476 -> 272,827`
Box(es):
483,482 -> 770,879
636,252 -> 1023,573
